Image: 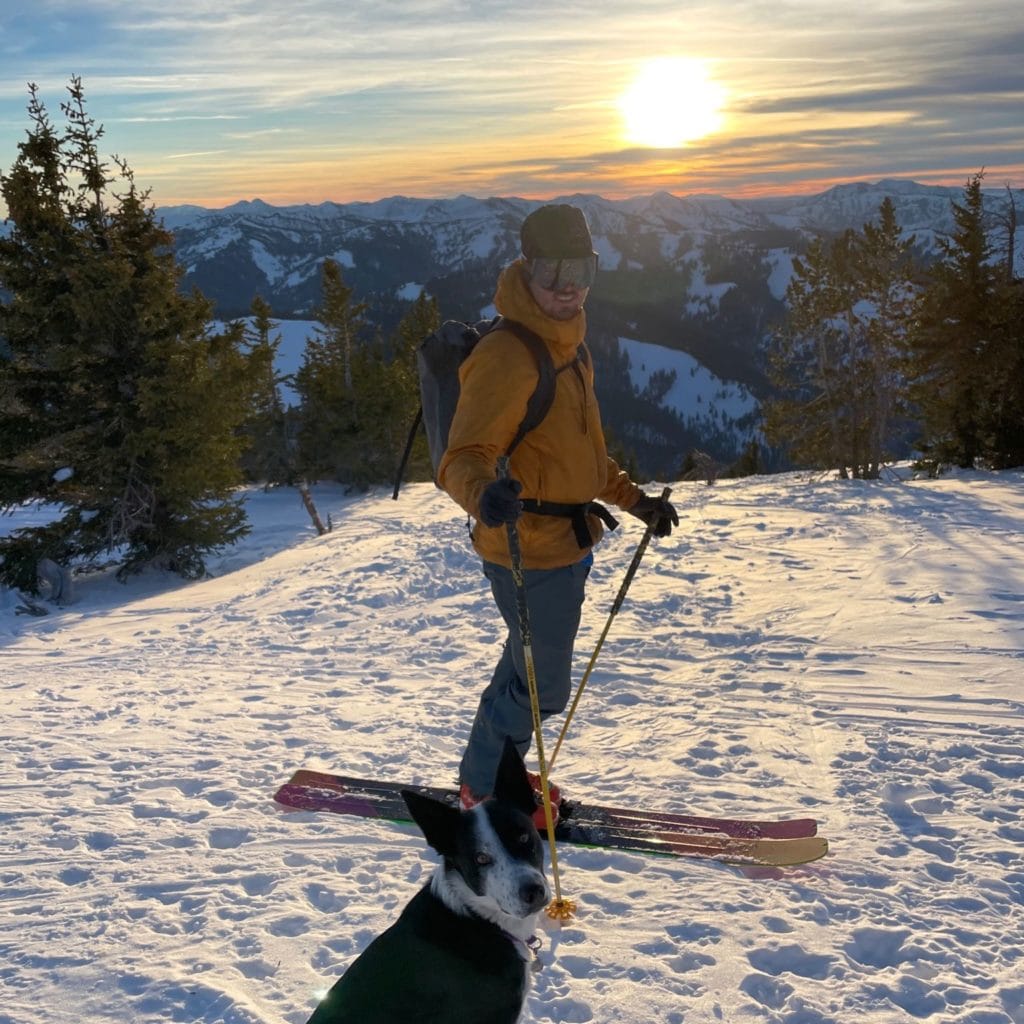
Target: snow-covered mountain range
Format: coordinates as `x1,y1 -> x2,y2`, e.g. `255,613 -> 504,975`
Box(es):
161,179 -> 1020,474
3,180 -> 1018,473
163,179 -> 1020,322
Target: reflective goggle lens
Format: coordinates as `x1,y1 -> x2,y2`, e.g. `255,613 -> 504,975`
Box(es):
529,254 -> 598,291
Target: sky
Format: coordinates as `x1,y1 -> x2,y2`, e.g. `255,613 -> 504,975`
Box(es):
1,0 -> 1022,212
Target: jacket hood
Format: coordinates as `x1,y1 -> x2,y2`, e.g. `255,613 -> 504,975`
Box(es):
493,259 -> 587,361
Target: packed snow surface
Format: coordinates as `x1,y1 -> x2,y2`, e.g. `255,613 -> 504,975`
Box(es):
2,468 -> 1023,1023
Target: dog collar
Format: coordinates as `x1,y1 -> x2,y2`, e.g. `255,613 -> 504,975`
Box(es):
504,930 -> 543,967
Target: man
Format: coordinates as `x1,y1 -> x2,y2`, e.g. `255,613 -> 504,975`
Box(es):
438,204 -> 677,823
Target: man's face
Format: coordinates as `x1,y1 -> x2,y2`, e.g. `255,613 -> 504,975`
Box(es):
524,254 -> 597,320
527,275 -> 590,320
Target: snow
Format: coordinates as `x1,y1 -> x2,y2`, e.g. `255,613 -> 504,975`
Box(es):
593,237 -> 620,270
211,319 -> 316,408
396,282 -> 425,301
685,262 -> 735,315
2,467 -> 1023,1024
190,226 -> 244,262
766,249 -> 796,302
619,336 -> 758,423
269,320 -> 317,407
283,267 -> 316,290
249,241 -> 288,286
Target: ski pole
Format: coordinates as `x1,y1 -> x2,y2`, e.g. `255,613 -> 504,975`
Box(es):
549,485 -> 672,772
496,456 -> 576,921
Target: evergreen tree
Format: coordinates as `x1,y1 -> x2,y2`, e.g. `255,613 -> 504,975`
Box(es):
725,438 -> 762,478
766,200 -> 918,478
239,296 -> 293,486
347,332 -> 412,488
766,234 -> 863,475
293,259 -> 369,483
859,197 -> 918,470
604,423 -> 640,483
909,173 -> 1000,468
992,184 -> 1019,286
0,79 -> 258,590
981,273 -> 1024,468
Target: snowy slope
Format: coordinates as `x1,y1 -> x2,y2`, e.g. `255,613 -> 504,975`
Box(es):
619,337 -> 757,423
2,469 -> 1023,1023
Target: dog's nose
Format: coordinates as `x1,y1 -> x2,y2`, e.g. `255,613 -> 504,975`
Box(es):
521,880 -> 548,913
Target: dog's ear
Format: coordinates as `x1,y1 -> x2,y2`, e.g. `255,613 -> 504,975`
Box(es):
402,789 -> 462,858
492,738 -> 539,820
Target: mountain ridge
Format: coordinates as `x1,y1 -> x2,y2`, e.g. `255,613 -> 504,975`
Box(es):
4,179 -> 1019,475
161,179 -> 1021,319
158,177 -> 1020,474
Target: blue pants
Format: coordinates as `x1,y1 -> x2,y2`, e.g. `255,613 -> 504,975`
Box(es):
459,557 -> 591,795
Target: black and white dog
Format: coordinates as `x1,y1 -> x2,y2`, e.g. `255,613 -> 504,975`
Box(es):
306,741 -> 550,1023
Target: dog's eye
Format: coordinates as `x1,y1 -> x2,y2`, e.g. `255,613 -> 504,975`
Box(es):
475,852 -> 494,866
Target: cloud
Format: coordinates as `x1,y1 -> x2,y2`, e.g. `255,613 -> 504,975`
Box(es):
1,0 -> 1021,208
117,115 -> 243,124
743,71 -> 1024,117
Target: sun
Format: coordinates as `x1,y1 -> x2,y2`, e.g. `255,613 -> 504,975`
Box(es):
620,57 -> 726,148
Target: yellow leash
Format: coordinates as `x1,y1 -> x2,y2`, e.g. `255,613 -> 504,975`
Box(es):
497,457 -> 576,921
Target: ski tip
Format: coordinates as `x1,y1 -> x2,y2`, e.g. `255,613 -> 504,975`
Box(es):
726,835 -> 830,868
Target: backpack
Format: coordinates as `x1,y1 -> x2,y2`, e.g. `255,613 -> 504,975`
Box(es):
391,316 -> 586,499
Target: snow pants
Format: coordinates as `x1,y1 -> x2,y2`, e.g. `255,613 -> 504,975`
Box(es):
459,556 -> 591,795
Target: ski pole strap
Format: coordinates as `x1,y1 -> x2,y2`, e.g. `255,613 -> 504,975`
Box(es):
519,498 -> 619,550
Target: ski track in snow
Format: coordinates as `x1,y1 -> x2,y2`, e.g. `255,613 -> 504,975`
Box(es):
2,470 -> 1023,1024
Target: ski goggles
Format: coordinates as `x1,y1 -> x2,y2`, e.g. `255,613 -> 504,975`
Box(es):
527,253 -> 599,292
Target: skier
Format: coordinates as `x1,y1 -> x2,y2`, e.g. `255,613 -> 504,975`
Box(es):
438,203 -> 678,825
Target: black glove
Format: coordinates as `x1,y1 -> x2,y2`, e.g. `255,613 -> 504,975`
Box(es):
479,477 -> 523,527
628,493 -> 679,537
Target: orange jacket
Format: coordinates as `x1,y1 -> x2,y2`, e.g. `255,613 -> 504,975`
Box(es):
438,260 -> 643,569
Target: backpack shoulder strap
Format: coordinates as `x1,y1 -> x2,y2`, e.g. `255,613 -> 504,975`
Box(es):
493,318 -> 557,458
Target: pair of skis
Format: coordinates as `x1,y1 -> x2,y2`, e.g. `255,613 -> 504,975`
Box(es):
273,769 -> 828,868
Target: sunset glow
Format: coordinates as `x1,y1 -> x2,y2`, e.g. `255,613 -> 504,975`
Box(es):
0,1 -> 1020,210
620,59 -> 726,149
